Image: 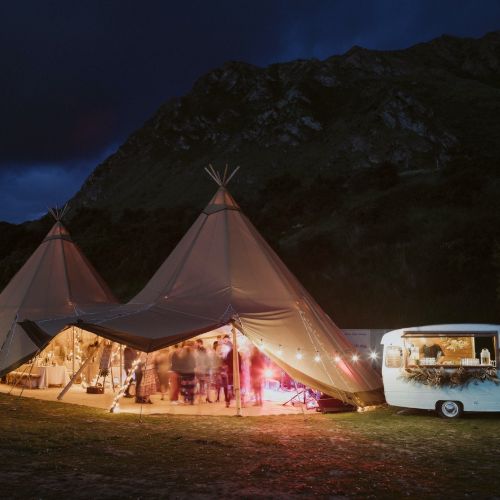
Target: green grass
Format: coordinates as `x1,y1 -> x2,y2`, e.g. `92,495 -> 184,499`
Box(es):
1,394 -> 500,498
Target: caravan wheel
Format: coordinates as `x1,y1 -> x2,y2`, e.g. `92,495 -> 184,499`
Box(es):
437,400 -> 463,419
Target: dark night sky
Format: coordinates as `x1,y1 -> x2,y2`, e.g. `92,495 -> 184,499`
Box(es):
1,1 -> 500,223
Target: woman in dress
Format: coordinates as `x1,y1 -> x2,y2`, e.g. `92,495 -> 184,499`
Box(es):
136,352 -> 159,404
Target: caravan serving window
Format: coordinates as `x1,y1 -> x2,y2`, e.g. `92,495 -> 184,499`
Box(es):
403,333 -> 497,367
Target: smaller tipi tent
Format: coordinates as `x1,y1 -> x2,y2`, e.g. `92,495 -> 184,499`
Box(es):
0,208 -> 118,376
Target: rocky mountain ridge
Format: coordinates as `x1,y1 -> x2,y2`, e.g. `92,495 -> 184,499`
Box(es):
74,30 -> 500,211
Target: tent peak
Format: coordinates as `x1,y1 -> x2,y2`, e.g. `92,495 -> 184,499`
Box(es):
203,186 -> 241,215
204,164 -> 240,187
48,204 -> 69,222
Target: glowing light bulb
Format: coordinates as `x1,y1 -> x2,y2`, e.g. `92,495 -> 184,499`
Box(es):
351,354 -> 359,362
369,352 -> 378,360
314,353 -> 321,363
277,345 -> 283,356
296,349 -> 303,360
334,355 -> 341,363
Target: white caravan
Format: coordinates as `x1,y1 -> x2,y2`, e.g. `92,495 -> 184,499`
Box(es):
381,324 -> 499,418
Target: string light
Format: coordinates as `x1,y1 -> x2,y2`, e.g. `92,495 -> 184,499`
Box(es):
260,337 -> 386,365
110,355 -> 142,413
73,330 -> 86,387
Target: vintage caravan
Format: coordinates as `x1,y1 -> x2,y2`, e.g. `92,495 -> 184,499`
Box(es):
381,324 -> 499,418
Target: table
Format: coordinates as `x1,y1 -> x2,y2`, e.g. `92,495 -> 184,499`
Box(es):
33,366 -> 69,389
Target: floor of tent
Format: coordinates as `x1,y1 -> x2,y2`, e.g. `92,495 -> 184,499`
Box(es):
0,383 -> 311,416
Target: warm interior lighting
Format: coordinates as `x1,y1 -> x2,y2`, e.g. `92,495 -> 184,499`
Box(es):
369,352 -> 378,360
314,353 -> 321,362
296,349 -> 303,360
334,355 -> 341,363
351,354 -> 359,362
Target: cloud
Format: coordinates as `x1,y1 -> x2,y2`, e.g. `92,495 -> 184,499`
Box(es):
0,165 -> 90,223
0,145 -> 117,223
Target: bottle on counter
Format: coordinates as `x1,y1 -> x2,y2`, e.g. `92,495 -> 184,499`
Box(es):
480,348 -> 491,365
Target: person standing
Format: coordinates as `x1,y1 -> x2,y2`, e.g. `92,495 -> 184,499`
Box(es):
178,342 -> 196,404
169,345 -> 181,403
223,341 -> 242,408
250,346 -> 265,406
154,348 -> 171,400
195,339 -> 211,403
212,341 -> 223,402
136,352 -> 159,404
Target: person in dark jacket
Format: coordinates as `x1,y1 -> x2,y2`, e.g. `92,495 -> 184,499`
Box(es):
223,341 -> 242,408
177,342 -> 197,404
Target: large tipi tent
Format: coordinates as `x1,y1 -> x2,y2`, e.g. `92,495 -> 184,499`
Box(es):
25,170 -> 383,406
0,209 -> 118,376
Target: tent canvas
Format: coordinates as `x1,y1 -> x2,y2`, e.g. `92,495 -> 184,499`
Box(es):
23,172 -> 383,406
0,216 -> 118,376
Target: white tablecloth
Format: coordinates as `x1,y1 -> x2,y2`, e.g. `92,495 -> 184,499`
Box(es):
33,366 -> 69,389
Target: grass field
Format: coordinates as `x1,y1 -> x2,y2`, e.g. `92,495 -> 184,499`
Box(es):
1,393 -> 500,498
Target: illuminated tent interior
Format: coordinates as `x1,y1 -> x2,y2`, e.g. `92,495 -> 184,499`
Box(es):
22,168 -> 383,407
0,207 -> 118,377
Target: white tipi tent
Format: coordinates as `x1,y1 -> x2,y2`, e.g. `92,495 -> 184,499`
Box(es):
0,208 -> 118,376
25,171 -> 383,406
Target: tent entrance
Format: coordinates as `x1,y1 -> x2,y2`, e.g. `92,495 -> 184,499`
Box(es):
1,325 -> 350,416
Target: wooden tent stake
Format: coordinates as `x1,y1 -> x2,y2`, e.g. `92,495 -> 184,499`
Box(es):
205,164 -> 240,187
224,166 -> 240,186
209,164 -> 223,185
204,167 -> 222,186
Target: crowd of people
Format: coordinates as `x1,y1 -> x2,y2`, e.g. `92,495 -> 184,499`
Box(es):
123,335 -> 268,407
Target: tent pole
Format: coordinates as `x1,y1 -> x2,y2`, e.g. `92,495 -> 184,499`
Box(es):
57,342 -> 101,400
119,344 -> 123,386
72,327 -> 75,378
231,324 -> 242,417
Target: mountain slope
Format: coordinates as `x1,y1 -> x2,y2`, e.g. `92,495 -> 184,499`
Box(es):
2,30 -> 500,328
